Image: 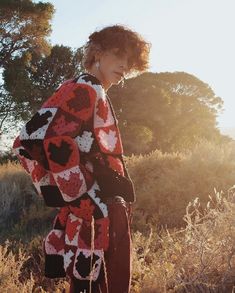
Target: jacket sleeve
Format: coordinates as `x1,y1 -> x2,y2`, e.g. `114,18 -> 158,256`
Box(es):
12,79 -> 98,204
12,135 -> 53,197
89,151 -> 136,203
86,82 -> 136,203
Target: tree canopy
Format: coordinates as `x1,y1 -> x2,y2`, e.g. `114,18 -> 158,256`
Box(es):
0,0 -> 54,67
109,71 -> 229,154
0,0 -> 54,140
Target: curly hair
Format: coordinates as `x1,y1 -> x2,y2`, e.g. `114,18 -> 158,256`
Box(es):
82,24 -> 152,78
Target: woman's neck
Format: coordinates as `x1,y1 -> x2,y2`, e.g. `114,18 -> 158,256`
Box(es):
85,66 -> 111,92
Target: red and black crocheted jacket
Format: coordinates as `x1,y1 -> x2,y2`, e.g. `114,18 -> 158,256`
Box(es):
12,72 -> 135,282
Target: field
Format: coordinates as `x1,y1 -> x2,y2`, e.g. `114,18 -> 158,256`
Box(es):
0,140 -> 235,292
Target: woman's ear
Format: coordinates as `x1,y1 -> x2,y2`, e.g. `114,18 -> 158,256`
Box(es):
94,48 -> 103,62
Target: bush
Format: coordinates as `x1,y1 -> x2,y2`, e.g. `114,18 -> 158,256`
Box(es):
126,139 -> 235,229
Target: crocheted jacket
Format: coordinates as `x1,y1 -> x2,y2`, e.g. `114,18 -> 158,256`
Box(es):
12,72 -> 135,282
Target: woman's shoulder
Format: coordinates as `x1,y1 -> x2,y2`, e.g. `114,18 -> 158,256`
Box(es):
75,72 -> 106,99
76,72 -> 102,86
42,72 -> 103,110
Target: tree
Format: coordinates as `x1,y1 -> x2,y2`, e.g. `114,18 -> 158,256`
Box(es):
3,45 -> 84,119
0,0 -> 54,143
108,71 -> 230,154
0,0 -> 54,67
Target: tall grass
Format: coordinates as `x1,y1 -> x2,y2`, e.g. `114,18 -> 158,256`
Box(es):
0,189 -> 234,292
1,140 -> 235,292
0,240 -> 35,292
131,189 -> 235,292
0,162 -> 35,225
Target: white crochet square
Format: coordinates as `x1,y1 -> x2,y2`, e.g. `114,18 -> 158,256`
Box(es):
73,248 -> 103,281
65,213 -> 83,246
19,108 -> 57,140
75,130 -> 94,153
87,181 -> 108,217
64,249 -> 74,271
98,129 -> 117,152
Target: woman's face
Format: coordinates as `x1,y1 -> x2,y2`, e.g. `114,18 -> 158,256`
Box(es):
98,47 -> 131,85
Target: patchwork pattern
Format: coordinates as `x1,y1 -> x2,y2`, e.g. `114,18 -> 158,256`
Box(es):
12,137 -> 51,197
87,181 -> 108,217
45,108 -> 82,138
43,200 -> 108,280
94,96 -> 114,128
73,248 -> 103,281
20,108 -> 57,140
43,136 -> 80,172
59,83 -> 96,121
12,72 -> 133,281
78,216 -> 109,250
65,213 -> 83,246
63,245 -> 77,276
44,229 -> 65,255
94,125 -> 123,154
53,166 -> 88,201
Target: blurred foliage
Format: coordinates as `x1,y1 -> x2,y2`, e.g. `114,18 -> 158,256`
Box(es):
131,189 -> 235,292
109,71 -> 231,154
0,161 -> 56,243
124,139 -> 235,229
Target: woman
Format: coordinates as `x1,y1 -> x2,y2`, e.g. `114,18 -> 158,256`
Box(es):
12,24 -> 151,293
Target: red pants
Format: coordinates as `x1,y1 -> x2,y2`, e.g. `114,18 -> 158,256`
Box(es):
69,198 -> 132,293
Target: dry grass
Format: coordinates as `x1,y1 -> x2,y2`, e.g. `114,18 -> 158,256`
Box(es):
131,189 -> 235,292
0,161 -> 36,225
1,141 -> 235,292
0,240 -> 35,292
0,189 -> 234,292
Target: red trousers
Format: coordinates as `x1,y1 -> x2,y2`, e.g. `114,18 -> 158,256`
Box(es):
69,198 -> 133,293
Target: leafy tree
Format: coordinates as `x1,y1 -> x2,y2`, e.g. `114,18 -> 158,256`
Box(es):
4,45 -> 84,119
0,0 -> 54,67
0,0 -> 54,143
109,71 -> 231,154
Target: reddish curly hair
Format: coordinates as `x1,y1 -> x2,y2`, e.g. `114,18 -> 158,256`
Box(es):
82,24 -> 152,77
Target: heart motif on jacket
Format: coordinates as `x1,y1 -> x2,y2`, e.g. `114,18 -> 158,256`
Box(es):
98,129 -> 117,152
96,99 -> 109,122
75,131 -> 94,153
47,230 -> 65,252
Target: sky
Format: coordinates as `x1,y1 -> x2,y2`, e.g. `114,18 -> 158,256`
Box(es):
38,0 -> 235,129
